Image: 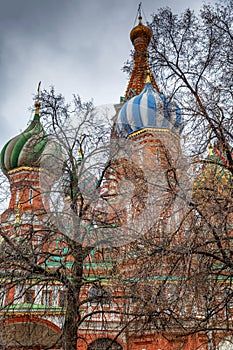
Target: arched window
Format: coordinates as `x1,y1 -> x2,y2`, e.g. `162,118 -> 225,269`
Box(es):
87,337 -> 123,350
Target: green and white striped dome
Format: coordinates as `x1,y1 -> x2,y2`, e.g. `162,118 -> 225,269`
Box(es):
0,102 -> 47,175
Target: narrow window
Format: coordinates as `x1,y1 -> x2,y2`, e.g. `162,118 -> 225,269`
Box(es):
29,189 -> 33,204
0,287 -> 5,307
59,291 -> 67,308
24,290 -> 35,304
42,291 -> 52,306
15,191 -> 19,204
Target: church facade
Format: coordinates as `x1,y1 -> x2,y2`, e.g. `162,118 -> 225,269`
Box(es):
0,11 -> 232,350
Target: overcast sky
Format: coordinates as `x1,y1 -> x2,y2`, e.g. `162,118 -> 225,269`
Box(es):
0,0 -> 216,148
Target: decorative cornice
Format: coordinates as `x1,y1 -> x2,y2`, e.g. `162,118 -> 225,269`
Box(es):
8,166 -> 41,175
127,128 -> 180,140
0,310 -> 65,317
8,166 -> 52,177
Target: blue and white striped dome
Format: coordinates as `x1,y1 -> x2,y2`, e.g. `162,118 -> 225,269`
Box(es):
116,83 -> 183,138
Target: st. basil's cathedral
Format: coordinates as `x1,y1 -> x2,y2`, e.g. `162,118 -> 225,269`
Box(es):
0,9 -> 232,350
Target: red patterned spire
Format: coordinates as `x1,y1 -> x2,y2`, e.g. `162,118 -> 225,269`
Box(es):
124,14 -> 159,101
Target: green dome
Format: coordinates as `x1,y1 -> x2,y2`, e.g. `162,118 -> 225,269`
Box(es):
0,110 -> 47,175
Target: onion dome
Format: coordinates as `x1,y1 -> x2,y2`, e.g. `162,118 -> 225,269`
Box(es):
130,15 -> 152,46
193,142 -> 232,201
0,98 -> 47,175
116,80 -> 183,139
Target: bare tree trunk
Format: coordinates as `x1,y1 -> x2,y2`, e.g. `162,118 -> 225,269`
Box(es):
63,243 -> 83,350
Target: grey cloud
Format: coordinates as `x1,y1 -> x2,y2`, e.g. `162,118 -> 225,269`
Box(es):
0,0 -> 216,150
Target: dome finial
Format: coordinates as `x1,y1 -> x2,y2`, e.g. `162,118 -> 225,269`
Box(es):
138,2 -> 142,24
207,129 -> 213,156
35,81 -> 41,115
78,134 -> 84,164
208,143 -> 213,156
